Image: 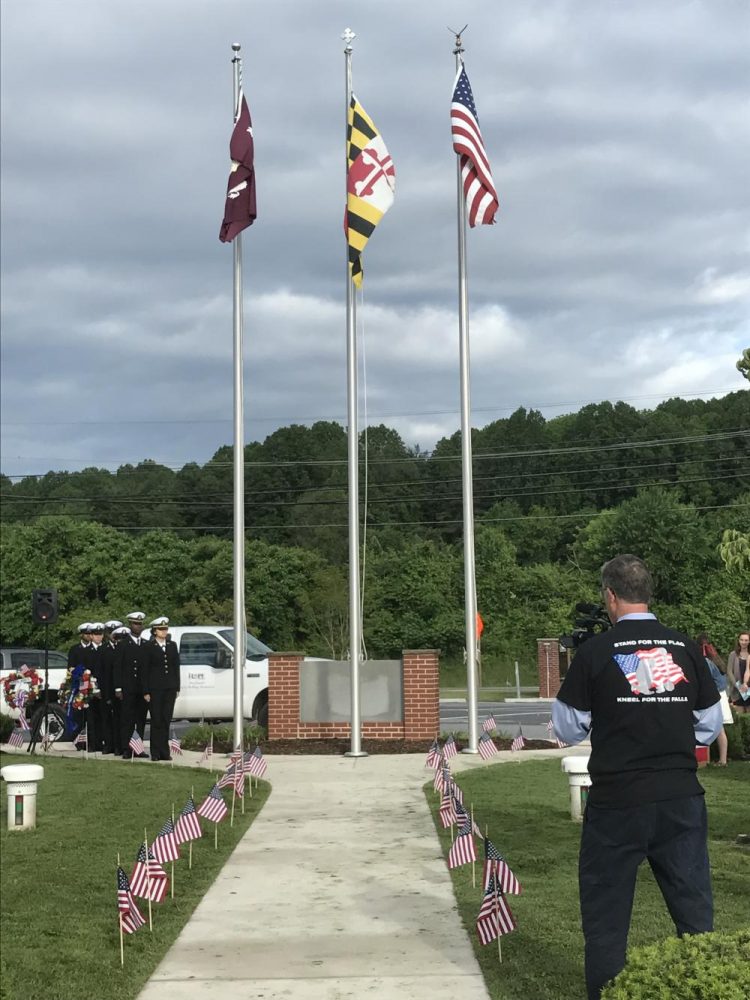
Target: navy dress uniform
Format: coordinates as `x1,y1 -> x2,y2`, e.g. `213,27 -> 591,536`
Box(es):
114,611 -> 150,758
86,623 -> 107,752
143,617 -> 180,761
98,620 -> 123,754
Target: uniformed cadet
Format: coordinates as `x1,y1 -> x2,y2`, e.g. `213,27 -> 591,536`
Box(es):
99,620 -> 123,754
114,611 -> 150,758
68,623 -> 92,669
143,616 -> 180,761
86,622 -> 106,752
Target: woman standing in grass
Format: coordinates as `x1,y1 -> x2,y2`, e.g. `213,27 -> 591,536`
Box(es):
696,634 -> 732,766
727,630 -> 750,714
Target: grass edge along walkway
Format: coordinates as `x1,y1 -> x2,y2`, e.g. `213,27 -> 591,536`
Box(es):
426,757 -> 750,1000
0,753 -> 269,1000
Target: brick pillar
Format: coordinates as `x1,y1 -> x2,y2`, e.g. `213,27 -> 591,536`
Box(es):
537,639 -> 561,699
268,652 -> 303,740
402,649 -> 440,740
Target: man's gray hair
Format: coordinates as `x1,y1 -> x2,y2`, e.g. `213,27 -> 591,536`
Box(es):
601,554 -> 653,604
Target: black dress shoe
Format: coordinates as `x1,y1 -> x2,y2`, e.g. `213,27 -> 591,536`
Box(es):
151,755 -> 160,761
137,752 -> 150,759
122,752 -> 133,760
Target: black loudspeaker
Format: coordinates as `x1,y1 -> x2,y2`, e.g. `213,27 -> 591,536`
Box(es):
32,588 -> 58,625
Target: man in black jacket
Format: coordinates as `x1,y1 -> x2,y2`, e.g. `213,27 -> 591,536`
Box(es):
552,554 -> 723,1000
143,616 -> 180,761
67,623 -> 92,669
114,611 -> 150,758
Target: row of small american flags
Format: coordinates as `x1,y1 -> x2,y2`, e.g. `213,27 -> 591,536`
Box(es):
116,744 -> 268,954
424,719 -> 568,953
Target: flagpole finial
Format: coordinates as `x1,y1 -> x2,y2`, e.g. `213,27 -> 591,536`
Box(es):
232,42 -> 241,52
342,27 -> 356,51
448,24 -> 468,55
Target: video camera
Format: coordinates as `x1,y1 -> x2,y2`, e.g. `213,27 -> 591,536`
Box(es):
559,602 -> 612,651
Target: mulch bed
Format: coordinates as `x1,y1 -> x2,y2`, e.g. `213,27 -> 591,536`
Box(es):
201,737 -> 558,755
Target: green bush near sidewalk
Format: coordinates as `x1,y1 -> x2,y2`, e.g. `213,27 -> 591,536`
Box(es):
0,752 -> 268,1000
601,929 -> 750,999
180,723 -> 265,753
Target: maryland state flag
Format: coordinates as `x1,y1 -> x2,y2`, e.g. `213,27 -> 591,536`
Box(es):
220,92 -> 257,243
345,96 -> 395,287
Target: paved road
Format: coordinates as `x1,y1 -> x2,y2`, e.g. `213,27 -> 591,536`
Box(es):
166,701 -> 553,742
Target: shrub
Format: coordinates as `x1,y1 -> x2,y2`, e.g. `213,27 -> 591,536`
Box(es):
724,712 -> 746,760
180,723 -> 265,753
601,930 -> 750,999
0,714 -> 14,743
738,712 -> 750,755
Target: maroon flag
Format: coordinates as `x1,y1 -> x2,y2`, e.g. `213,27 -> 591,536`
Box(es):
151,818 -> 180,863
197,783 -> 228,823
219,92 -> 256,243
451,65 -> 498,227
476,876 -> 516,945
117,866 -> 146,934
175,796 -> 203,844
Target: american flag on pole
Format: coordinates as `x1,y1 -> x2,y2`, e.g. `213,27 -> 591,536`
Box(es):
130,842 -> 169,902
483,839 -> 522,894
451,64 -> 498,227
478,733 -> 498,760
476,876 -> 516,945
117,866 -> 145,934
151,818 -> 180,863
443,734 -> 458,760
74,727 -> 88,750
482,714 -> 497,733
233,759 -> 245,798
425,738 -> 441,769
128,730 -> 145,756
245,746 -> 267,778
175,796 -> 203,844
197,784 -> 228,823
168,734 -> 183,756
7,727 -> 23,748
439,785 -> 457,828
455,800 -> 482,838
451,779 -> 464,806
434,761 -> 451,794
510,728 -> 525,752
217,762 -> 240,790
199,735 -> 214,765
448,814 -> 477,869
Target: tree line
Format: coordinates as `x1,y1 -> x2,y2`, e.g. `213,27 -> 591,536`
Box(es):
1,393 -> 748,666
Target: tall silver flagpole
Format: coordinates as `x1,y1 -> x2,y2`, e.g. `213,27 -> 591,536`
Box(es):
343,27 -> 366,757
231,42 -> 246,754
454,32 -> 479,754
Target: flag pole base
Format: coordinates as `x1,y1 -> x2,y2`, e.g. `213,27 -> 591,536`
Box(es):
461,748 -> 479,755
344,750 -> 368,758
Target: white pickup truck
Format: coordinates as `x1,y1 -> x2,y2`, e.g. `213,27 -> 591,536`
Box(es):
167,625 -> 270,728
1,626 -> 272,732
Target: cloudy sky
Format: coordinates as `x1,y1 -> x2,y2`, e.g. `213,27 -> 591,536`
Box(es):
1,0 -> 748,479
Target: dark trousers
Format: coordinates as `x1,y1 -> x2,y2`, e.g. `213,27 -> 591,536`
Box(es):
120,691 -> 147,752
579,794 -> 713,1000
149,689 -> 177,759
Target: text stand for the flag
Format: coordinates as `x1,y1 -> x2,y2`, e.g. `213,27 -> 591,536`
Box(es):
117,853 -> 124,967
342,26 -> 366,759
453,28 -> 479,755
230,41 -> 247,762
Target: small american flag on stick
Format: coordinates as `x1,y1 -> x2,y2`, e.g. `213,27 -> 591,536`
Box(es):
151,818 -> 180,863
476,876 -> 516,945
439,786 -> 457,828
478,734 -> 498,760
245,746 -> 267,778
175,797 -> 203,843
425,738 -> 441,769
197,784 -> 228,823
199,733 -> 214,764
128,730 -> 145,756
117,866 -> 145,934
130,843 -> 169,902
483,839 -> 522,894
448,815 -> 477,869
482,714 -> 497,734
443,734 -> 458,760
168,734 -> 183,756
74,727 -> 88,750
7,727 -> 23,748
217,762 -> 240,790
510,728 -> 525,752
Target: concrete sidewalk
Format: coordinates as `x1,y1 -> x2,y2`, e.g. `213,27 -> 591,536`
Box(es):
131,747 -> 586,1000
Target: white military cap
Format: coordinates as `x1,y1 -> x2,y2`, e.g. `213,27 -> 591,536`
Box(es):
149,616 -> 170,627
90,622 -> 105,632
126,611 -> 146,621
78,623 -> 93,633
104,619 -> 122,630
111,626 -> 131,637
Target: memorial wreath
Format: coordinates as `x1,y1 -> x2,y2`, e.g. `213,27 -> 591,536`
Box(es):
2,667 -> 43,711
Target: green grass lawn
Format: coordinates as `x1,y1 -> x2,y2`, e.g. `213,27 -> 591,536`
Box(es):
0,753 -> 269,1000
428,759 -> 750,1000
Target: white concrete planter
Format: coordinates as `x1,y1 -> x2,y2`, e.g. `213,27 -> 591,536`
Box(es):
561,755 -> 591,821
1,763 -> 44,831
